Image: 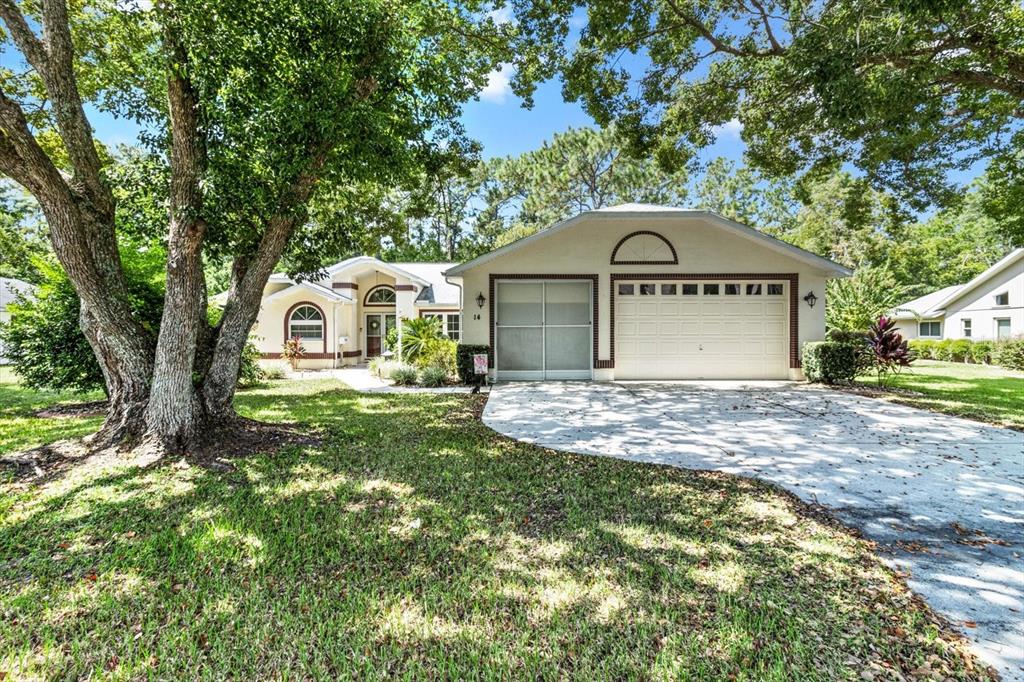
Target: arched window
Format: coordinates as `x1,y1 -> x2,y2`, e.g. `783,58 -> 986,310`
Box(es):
365,285 -> 396,305
288,304 -> 323,340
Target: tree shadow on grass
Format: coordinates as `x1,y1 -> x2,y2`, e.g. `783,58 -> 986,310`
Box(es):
0,386 -> 992,680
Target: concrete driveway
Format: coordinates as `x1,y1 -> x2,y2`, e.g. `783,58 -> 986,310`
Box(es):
483,381 -> 1024,680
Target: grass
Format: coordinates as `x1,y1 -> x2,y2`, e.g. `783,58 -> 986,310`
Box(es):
0,366 -> 105,456
857,360 -> 1024,429
0,378 -> 991,680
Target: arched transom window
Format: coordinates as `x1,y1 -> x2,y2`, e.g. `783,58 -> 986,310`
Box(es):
365,286 -> 396,305
288,304 -> 323,340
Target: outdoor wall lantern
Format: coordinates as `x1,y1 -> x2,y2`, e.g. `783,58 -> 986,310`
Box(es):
476,292 -> 486,309
803,291 -> 818,308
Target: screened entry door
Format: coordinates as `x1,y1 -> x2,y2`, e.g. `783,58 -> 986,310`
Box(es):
495,280 -> 592,380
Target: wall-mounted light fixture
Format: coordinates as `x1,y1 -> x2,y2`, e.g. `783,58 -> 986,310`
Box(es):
803,291 -> 818,308
476,292 -> 486,309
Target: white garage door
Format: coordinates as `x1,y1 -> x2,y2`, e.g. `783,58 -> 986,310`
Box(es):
615,280 -> 788,379
495,280 -> 593,380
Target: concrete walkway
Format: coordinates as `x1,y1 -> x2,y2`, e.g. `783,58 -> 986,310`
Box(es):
483,381 -> 1024,680
286,366 -> 481,394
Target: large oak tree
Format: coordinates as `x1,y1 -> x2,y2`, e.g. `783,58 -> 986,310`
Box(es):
0,0 -> 507,452
509,0 -> 1023,215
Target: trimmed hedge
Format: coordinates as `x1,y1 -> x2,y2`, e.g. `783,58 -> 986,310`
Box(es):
456,344 -> 490,384
994,337 -> 1024,371
802,342 -> 858,384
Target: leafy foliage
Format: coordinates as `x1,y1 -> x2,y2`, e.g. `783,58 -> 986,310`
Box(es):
417,365 -> 450,387
866,316 -> 912,385
389,364 -> 419,385
510,0 -> 1023,210
0,259 -> 164,394
389,317 -> 444,362
415,338 -> 457,375
802,342 -> 858,385
281,338 -> 306,371
456,344 -> 489,384
994,337 -> 1024,371
826,266 -> 911,333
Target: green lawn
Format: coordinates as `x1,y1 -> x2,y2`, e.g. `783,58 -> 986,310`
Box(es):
1,379 -> 990,680
857,360 -> 1024,429
0,366 -> 105,455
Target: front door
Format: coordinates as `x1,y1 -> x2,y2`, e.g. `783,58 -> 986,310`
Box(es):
365,313 -> 397,358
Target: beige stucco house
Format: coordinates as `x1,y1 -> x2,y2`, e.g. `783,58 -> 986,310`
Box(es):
251,257 -> 461,369
252,204 -> 851,378
892,249 -> 1023,342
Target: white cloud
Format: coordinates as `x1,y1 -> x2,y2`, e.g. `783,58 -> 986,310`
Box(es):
488,5 -> 513,24
480,63 -> 515,104
713,118 -> 743,139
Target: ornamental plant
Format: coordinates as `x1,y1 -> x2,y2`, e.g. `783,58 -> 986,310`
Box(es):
281,337 -> 306,372
867,316 -> 912,386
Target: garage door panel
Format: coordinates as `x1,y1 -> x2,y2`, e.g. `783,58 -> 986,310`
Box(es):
616,280 -> 789,380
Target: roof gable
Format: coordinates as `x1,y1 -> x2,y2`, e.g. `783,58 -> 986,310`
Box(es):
444,205 -> 851,277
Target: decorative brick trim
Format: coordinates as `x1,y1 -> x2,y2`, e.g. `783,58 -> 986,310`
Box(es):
488,274 -> 601,369
260,352 -> 334,360
363,284 -> 396,306
610,230 -> 679,265
609,273 -> 801,369
395,284 -> 417,292
332,282 -> 357,290
595,359 -> 615,369
342,350 -> 363,358
283,301 -> 327,355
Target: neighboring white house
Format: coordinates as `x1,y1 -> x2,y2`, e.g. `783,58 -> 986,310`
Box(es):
249,204 -> 851,379
892,249 -> 1024,342
0,276 -> 35,363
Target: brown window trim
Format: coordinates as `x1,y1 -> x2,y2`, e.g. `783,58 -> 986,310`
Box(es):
283,301 -> 328,355
363,284 -> 397,306
610,230 -> 679,265
332,282 -> 358,290
395,284 -> 417,292
488,274 -> 600,368
609,273 -> 801,369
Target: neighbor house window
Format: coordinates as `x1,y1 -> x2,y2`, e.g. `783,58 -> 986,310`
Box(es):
996,318 -> 1011,339
919,321 -> 941,338
288,304 -> 323,340
365,286 -> 396,305
962,319 -> 972,338
994,291 -> 1009,306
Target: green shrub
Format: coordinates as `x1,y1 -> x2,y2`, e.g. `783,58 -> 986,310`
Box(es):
416,338 -> 457,375
933,339 -> 955,361
994,337 -> 1024,371
826,329 -> 867,345
370,358 -> 404,380
947,339 -> 972,362
456,344 -> 489,384
237,338 -> 267,387
970,340 -> 994,364
802,342 -> 858,384
418,365 -> 450,387
390,365 -> 419,386
367,356 -> 386,378
909,339 -> 937,360
263,366 -> 285,380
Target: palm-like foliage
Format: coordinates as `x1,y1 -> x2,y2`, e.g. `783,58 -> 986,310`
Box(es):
392,317 -> 443,361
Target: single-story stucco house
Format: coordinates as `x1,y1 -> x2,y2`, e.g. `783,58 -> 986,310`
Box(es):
251,204 -> 851,380
892,248 -> 1023,342
0,276 -> 35,364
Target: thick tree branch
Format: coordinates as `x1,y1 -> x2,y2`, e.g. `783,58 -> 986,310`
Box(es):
0,0 -> 48,71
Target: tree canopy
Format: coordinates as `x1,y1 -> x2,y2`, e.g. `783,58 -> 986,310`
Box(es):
509,0 -> 1023,211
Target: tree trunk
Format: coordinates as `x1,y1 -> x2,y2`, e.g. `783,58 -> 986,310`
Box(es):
144,50 -> 209,450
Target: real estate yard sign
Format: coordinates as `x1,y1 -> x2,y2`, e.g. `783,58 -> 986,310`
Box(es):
473,354 -> 488,375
